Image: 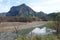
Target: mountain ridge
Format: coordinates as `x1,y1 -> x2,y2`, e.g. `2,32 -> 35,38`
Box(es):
6,4 -> 36,16
0,4 -> 59,21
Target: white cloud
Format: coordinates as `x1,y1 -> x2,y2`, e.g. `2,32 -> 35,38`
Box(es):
0,5 -> 10,12
39,0 -> 60,6
0,0 -> 3,3
27,0 -> 60,13
0,0 -> 60,13
0,0 -> 12,13
31,6 -> 47,12
7,0 -> 10,5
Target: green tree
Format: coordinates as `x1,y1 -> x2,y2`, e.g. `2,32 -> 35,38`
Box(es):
56,13 -> 60,33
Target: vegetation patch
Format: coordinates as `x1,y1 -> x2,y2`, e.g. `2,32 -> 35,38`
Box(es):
43,21 -> 56,29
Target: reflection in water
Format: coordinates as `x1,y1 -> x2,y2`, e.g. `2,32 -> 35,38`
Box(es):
28,27 -> 56,35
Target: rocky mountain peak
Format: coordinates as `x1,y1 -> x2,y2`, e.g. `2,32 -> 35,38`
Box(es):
6,4 -> 36,16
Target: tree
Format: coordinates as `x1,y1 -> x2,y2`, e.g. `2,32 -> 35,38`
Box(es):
56,13 -> 60,33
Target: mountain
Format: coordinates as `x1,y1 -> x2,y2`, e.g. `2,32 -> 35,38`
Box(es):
6,4 -> 36,16
0,4 -> 59,22
0,13 -> 6,16
0,4 -> 48,22
47,13 -> 57,20
36,11 -> 48,21
47,12 -> 60,21
5,3 -> 58,21
6,4 -> 48,17
36,11 -> 47,17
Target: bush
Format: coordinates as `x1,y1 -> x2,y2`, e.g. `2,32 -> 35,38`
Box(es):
0,16 -> 41,22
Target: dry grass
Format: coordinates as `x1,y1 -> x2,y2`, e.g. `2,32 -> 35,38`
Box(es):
0,21 -> 48,33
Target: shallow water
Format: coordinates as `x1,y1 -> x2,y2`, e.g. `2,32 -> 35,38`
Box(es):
0,27 -> 56,40
0,32 -> 17,40
28,27 -> 56,35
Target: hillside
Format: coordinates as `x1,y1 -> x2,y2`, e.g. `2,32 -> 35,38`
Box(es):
6,4 -> 36,16
0,4 -> 59,22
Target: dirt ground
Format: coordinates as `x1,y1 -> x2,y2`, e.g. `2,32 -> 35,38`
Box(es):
0,21 -> 48,33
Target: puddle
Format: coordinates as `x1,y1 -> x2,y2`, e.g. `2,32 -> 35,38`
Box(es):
28,27 -> 56,35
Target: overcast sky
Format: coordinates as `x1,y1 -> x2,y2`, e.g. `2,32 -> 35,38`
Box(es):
0,0 -> 60,14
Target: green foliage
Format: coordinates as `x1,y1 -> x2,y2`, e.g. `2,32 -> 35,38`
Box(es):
56,13 -> 60,21
55,12 -> 60,33
15,34 -> 59,40
43,21 -> 56,29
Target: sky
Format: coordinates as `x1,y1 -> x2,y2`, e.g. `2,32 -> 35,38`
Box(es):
0,0 -> 60,14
